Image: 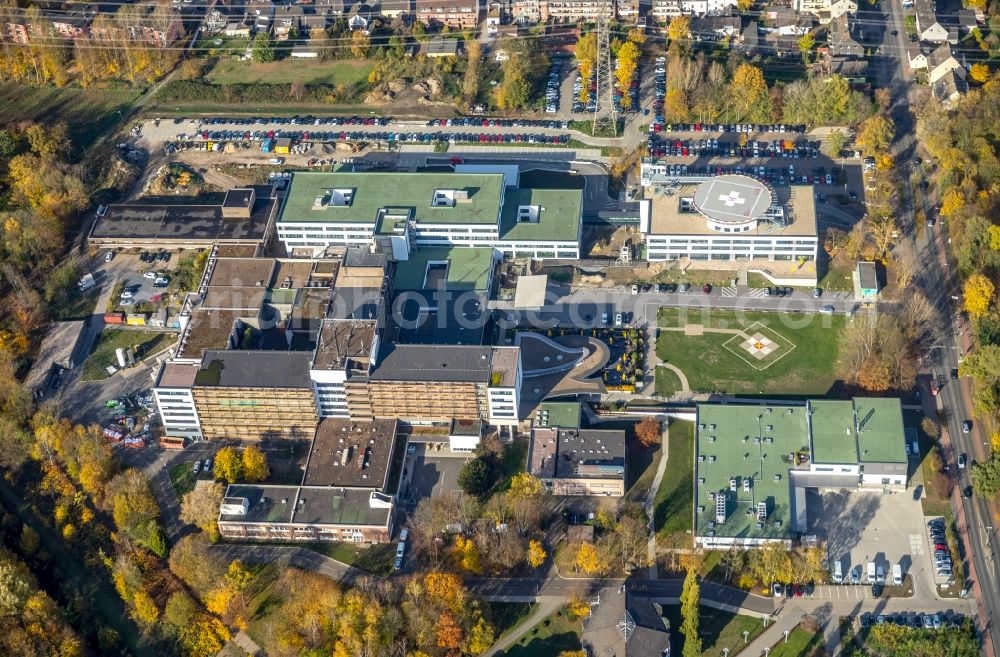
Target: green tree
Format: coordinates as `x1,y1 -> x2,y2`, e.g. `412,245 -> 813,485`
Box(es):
679,567 -> 701,657
458,458 -> 492,496
241,445 -> 270,483
798,32 -> 815,60
827,130 -> 847,156
972,456 -> 1000,498
251,32 -> 274,63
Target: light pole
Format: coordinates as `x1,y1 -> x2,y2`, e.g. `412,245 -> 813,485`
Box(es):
784,629 -> 790,644
763,648 -> 770,657
743,631 -> 750,645
723,649 -> 730,657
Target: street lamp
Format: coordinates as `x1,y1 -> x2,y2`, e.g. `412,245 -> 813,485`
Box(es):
743,631 -> 750,644
784,629 -> 790,644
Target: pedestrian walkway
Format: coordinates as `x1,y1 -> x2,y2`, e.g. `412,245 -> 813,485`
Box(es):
482,597 -> 566,657
645,423 -> 671,578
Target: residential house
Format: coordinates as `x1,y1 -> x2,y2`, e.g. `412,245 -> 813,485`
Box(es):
828,14 -> 863,58
793,0 -> 856,23
914,0 -> 947,42
926,42 -> 964,85
691,11 -> 740,39
204,1 -> 237,33
825,57 -> 869,83
957,8 -> 977,33
422,36 -> 459,57
0,16 -> 32,44
415,0 -> 479,29
542,0 -> 616,23
246,0 -> 273,34
650,0 -> 737,20
618,0 -> 640,19
380,0 -> 412,18
742,20 -> 760,55
88,4 -> 185,48
907,42 -> 927,69
933,69 -> 967,107
225,22 -> 252,37
50,6 -> 95,38
581,588 -> 671,657
512,0 -> 544,23
273,4 -> 305,39
765,7 -> 813,36
301,10 -> 331,33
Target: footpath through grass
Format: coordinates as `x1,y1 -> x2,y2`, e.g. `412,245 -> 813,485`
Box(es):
495,605 -> 582,657
656,308 -> 844,395
663,605 -> 766,656
654,420 -> 694,545
81,329 -> 173,381
487,602 -> 535,638
655,365 -> 683,396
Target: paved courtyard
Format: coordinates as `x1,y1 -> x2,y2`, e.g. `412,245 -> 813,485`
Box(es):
400,444 -> 470,509
807,488 -> 940,600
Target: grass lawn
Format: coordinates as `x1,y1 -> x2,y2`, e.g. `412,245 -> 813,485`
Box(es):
656,308 -> 845,395
168,461 -> 210,498
595,419 -> 660,503
768,625 -> 823,657
655,365 -> 683,397
663,605 -> 766,657
313,542 -> 396,575
487,602 -> 536,638
207,58 -> 373,87
495,605 -> 582,657
81,329 -> 174,381
0,85 -> 140,152
54,288 -> 100,321
491,438 -> 529,494
654,420 -> 694,545
818,255 -> 855,292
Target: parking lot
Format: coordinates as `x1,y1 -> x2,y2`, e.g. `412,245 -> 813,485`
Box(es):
807,488 -> 937,598
399,443 -> 470,509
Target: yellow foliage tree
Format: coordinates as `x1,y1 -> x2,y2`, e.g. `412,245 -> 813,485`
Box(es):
453,536 -> 483,574
204,586 -> 234,616
875,153 -> 893,172
573,542 -> 603,575
963,273 -> 995,319
508,472 -> 544,499
668,15 -> 691,41
939,188 -> 966,218
424,572 -> 466,613
132,589 -> 159,627
528,539 -> 547,568
464,616 -> 495,655
969,63 -> 990,83
242,445 -> 270,482
567,596 -> 590,618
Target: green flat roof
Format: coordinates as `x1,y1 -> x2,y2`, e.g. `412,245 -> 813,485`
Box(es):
279,171 -> 504,225
808,400 -> 859,465
535,401 -> 581,429
854,398 -> 906,463
695,404 -> 809,542
394,247 -> 495,292
499,188 -> 582,243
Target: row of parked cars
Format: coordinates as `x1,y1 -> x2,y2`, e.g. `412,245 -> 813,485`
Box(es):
572,69 -> 596,114
631,282 -> 712,294
929,518 -> 953,579
546,61 -> 563,114
648,136 -> 821,160
650,57 -> 666,128
653,122 -> 809,135
612,58 -> 639,113
771,582 -> 815,598
194,115 -> 392,127
176,130 -> 572,147
424,117 -> 570,129
859,612 -> 963,630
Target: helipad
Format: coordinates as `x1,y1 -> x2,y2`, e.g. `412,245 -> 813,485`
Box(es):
692,175 -> 772,226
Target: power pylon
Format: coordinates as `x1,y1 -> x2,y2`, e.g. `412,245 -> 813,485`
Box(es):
591,12 -> 618,138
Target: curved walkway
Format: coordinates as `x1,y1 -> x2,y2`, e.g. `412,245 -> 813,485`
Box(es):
658,363 -> 690,394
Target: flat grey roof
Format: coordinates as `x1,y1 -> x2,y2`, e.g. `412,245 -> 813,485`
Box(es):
371,344 -> 492,383
312,319 -> 377,370
303,418 -> 398,490
293,487 -> 393,526
553,429 -> 625,479
25,321 -> 86,391
195,350 -> 314,388
692,175 -> 773,225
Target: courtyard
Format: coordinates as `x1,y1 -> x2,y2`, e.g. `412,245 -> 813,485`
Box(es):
656,308 -> 845,394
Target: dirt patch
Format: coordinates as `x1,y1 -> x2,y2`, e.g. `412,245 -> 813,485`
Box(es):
583,225 -> 640,258
145,163 -> 210,197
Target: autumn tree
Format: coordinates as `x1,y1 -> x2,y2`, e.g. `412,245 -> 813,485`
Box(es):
615,41 -> 640,110
528,539 -> 547,568
972,456 -> 1000,498
573,542 -> 603,575
679,567 -> 702,657
214,446 -> 243,484
963,273 -> 995,319
798,33 -> 815,60
668,15 -> 691,42
730,63 -> 771,122
567,596 -> 590,618
242,445 -> 270,482
180,482 -> 224,540
856,113 -> 895,153
576,32 -> 598,103
635,416 -> 661,448
969,63 -> 990,83
350,29 -> 371,58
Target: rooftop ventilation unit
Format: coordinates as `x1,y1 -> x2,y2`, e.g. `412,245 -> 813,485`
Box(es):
715,493 -> 726,524
729,478 -> 737,491
756,502 -> 767,521
743,477 -> 752,492
517,205 -> 541,223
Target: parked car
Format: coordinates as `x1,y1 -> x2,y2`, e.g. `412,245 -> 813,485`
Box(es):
962,420 -> 972,433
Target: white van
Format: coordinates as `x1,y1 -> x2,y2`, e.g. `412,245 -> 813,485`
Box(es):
832,561 -> 843,584
867,561 -> 876,583
892,564 -> 903,585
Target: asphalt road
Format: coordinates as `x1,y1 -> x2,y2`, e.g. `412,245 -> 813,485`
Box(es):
875,0 -> 1000,650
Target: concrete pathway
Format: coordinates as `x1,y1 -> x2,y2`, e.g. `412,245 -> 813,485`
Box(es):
483,597 -> 565,657
645,423 -> 671,578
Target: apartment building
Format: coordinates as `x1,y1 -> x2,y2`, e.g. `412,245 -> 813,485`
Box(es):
650,0 -> 736,20
276,171 -> 582,260
414,0 -> 479,29
792,0 -> 857,22
542,0 -> 615,22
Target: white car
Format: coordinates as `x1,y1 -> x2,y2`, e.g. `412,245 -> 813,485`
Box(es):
615,312 -> 623,327
192,461 -> 201,474
269,157 -> 284,165
143,271 -> 157,279
120,290 -> 134,299
631,284 -> 639,295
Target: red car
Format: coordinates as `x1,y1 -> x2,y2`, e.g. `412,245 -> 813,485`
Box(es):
703,284 -> 712,294
450,157 -> 464,164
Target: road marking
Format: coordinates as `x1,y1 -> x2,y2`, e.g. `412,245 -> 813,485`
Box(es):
745,288 -> 767,298
721,286 -> 738,297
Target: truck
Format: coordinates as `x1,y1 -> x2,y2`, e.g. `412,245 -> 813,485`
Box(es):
892,564 -> 903,585
104,312 -> 126,325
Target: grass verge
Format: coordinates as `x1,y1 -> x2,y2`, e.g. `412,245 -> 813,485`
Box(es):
207,58 -> 373,86
487,602 -> 535,638
656,308 -> 844,395
81,329 -> 173,381
663,605 -> 766,657
768,625 -> 823,657
655,365 -> 683,397
654,420 -> 694,545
